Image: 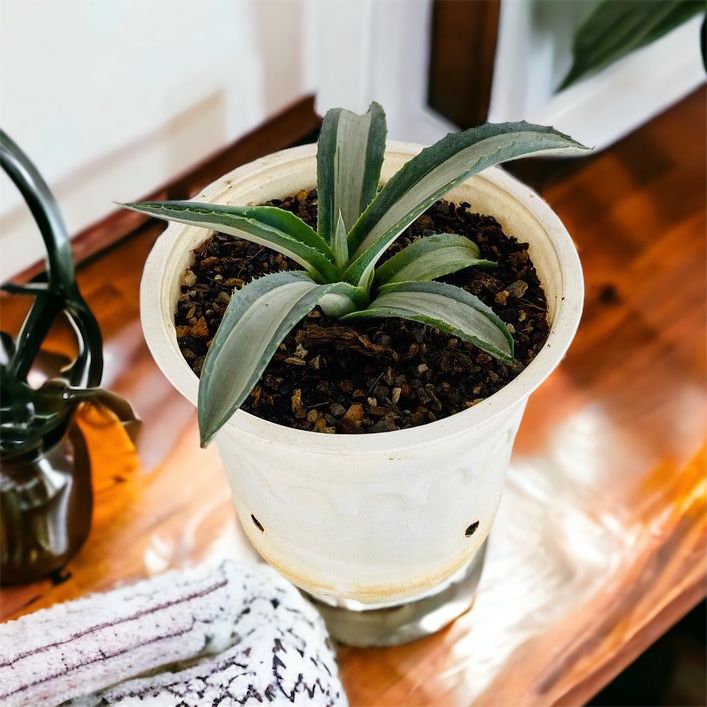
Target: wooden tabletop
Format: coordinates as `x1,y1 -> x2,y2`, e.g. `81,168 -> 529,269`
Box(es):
1,90 -> 705,706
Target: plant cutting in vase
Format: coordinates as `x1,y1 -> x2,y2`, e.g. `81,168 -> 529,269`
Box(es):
0,130 -> 138,585
136,104 -> 588,646
125,103 -> 587,446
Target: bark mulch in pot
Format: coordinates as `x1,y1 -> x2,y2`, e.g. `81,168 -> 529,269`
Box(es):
174,190 -> 549,434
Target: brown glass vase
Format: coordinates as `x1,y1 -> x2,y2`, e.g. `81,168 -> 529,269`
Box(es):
0,419 -> 92,585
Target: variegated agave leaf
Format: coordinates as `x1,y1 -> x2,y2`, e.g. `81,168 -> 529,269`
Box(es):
344,122 -> 589,287
121,202 -> 338,283
316,101 -> 386,242
343,280 -> 514,364
373,233 -> 496,286
197,271 -> 366,445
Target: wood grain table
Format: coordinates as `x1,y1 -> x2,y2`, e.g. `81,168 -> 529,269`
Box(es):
1,91 -> 705,706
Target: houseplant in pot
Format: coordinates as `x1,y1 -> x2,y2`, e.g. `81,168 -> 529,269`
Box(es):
131,104 -> 587,646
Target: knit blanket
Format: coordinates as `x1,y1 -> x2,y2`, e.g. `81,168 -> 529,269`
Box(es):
0,561 -> 346,707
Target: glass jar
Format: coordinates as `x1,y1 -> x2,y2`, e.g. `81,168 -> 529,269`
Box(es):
1,420 -> 92,585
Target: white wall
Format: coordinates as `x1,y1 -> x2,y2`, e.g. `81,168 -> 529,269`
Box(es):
0,0 -> 314,281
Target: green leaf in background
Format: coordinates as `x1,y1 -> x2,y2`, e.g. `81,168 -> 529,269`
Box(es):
0,131 -> 75,294
2,130 -> 140,457
342,280 -> 515,364
1,130 -> 104,388
317,101 -> 387,242
344,122 -> 588,287
122,201 -> 338,283
0,373 -> 139,452
559,0 -> 706,90
373,233 -> 495,285
197,271 -> 364,445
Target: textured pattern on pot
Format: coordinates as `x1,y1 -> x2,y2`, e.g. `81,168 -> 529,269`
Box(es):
140,143 -> 584,606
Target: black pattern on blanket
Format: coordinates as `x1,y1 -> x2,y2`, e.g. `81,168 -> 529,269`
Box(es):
0,562 -> 346,707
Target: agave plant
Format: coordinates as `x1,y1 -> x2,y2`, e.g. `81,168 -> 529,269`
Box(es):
124,104 -> 588,445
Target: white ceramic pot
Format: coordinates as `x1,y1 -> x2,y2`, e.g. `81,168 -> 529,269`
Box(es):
140,142 -> 583,610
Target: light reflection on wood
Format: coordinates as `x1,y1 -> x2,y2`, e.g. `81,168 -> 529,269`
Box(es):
1,90 -> 704,705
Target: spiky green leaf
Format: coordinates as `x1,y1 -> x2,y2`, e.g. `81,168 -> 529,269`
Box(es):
122,201 -> 338,283
198,271 -> 363,445
344,123 -> 589,287
343,280 -> 514,363
317,102 -> 387,242
373,233 -> 495,286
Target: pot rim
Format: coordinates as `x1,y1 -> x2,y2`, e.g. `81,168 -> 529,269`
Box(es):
140,141 -> 583,454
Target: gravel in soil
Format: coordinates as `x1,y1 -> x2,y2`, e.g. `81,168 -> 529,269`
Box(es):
174,189 -> 549,433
